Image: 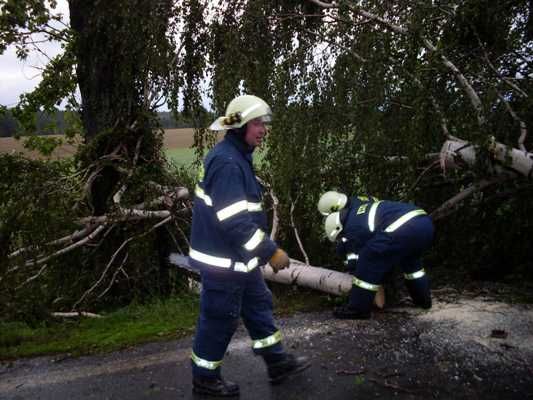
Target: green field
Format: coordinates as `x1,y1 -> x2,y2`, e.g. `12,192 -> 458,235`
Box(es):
165,147 -> 197,166
165,147 -> 267,167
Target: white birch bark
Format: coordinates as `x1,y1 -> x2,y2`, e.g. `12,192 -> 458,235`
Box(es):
262,259 -> 353,296
169,253 -> 353,296
440,138 -> 533,178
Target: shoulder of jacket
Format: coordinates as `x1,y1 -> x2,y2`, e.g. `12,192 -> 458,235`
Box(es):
206,153 -> 246,178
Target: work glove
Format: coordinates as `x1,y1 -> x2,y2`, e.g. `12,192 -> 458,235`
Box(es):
269,248 -> 290,272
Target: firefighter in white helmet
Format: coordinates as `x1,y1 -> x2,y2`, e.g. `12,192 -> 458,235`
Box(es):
319,191 -> 434,319
189,94 -> 310,396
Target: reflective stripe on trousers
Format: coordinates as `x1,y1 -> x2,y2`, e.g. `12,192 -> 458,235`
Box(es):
404,269 -> 426,280
353,277 -> 380,292
191,351 -> 222,370
252,330 -> 282,349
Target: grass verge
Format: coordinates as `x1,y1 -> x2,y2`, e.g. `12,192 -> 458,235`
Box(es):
0,285 -> 337,361
0,295 -> 199,360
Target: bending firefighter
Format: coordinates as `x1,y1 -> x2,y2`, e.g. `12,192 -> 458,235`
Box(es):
188,94 -> 310,397
318,191 -> 434,319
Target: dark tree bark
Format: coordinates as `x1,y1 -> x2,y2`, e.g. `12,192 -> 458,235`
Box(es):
68,1 -> 142,140
67,1 -> 171,215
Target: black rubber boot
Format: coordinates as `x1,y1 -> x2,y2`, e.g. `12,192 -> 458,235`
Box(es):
192,376 -> 240,397
332,305 -> 371,320
405,279 -> 432,309
267,354 -> 311,384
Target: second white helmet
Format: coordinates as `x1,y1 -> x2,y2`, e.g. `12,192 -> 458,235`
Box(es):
324,211 -> 343,242
317,191 -> 348,216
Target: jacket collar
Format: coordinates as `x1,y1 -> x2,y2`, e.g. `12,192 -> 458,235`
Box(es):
225,130 -> 254,162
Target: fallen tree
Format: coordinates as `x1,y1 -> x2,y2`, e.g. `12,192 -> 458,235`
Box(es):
440,139 -> 533,179
169,252 -> 386,308
169,253 -> 353,296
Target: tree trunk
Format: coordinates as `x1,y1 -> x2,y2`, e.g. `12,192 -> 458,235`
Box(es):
68,0 -> 142,141
68,1 -> 168,215
440,139 -> 533,178
262,260 -> 353,295
169,253 -> 353,296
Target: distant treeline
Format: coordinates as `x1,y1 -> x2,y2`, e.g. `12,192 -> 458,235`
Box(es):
0,110 -> 197,137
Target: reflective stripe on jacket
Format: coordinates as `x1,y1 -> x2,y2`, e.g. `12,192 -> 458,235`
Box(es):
189,131 -> 277,272
336,196 -> 428,264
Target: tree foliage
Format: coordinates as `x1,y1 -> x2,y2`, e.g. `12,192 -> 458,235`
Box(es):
1,0 -> 533,320
0,0 -> 194,319
191,0 -> 533,279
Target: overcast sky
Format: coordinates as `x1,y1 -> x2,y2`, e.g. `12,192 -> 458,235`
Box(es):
0,0 -> 69,108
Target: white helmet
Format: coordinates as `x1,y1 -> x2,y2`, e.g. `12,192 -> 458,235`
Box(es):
324,211 -> 343,242
317,191 -> 348,216
209,94 -> 272,131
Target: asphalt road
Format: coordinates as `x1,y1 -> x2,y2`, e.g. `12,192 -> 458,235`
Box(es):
1,298 -> 532,400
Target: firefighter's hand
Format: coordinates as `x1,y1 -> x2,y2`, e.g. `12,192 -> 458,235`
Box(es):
373,286 -> 385,309
269,248 -> 290,272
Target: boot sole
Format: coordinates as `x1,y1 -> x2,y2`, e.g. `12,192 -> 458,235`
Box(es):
269,361 -> 312,385
192,386 -> 240,397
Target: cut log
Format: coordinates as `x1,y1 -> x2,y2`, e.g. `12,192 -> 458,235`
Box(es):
169,253 -> 352,295
168,253 -> 385,308
262,259 -> 353,296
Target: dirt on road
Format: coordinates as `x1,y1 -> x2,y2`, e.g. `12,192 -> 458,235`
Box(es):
1,291 -> 532,400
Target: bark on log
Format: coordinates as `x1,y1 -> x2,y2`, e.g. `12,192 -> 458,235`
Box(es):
262,259 -> 353,296
440,139 -> 533,178
168,253 -> 353,296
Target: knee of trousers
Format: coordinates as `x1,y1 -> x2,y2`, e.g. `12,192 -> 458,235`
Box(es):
348,285 -> 376,312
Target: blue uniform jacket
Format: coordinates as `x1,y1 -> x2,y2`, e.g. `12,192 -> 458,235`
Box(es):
189,131 -> 278,273
336,196 -> 426,270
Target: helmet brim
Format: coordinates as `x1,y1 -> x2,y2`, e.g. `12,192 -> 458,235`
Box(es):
209,114 -> 272,131
208,117 -> 242,131
338,193 -> 348,210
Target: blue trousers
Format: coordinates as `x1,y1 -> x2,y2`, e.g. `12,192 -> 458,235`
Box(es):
349,215 -> 434,312
192,267 -> 285,378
